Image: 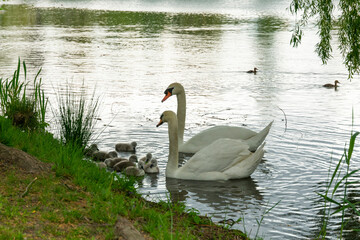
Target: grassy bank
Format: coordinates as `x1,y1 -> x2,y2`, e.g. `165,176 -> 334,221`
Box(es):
0,116 -> 247,239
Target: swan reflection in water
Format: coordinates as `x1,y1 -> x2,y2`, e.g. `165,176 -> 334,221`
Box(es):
165,177 -> 263,204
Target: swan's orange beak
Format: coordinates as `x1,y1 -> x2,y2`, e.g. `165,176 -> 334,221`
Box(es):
156,119 -> 164,127
161,91 -> 172,102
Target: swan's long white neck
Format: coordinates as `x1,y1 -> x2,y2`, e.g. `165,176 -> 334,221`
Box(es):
166,115 -> 179,177
176,89 -> 186,144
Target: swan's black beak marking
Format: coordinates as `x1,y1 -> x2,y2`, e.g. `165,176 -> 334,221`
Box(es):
161,87 -> 174,102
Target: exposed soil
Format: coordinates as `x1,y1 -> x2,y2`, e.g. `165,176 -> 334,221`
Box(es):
0,143 -> 51,173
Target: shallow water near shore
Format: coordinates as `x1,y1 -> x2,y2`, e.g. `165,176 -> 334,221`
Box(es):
1,1 -> 360,239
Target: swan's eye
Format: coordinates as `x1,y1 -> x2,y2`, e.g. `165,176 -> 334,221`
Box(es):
160,114 -> 164,120
164,87 -> 174,95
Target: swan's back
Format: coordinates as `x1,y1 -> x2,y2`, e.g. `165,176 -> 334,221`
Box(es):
179,126 -> 257,153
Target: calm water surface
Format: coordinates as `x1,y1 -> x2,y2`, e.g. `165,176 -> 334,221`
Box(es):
1,1 -> 360,239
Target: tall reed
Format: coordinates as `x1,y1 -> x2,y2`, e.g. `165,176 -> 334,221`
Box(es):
0,58 -> 48,131
317,131 -> 360,239
53,84 -> 100,150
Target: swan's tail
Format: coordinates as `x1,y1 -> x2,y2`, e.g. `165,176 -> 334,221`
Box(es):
224,142 -> 265,179
243,142 -> 265,175
245,121 -> 273,152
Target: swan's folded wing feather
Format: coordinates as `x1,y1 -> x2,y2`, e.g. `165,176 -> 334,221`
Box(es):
223,142 -> 265,179
179,138 -> 252,174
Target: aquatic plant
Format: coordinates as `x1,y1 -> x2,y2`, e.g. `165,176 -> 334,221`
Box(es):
238,200 -> 280,240
317,130 -> 360,239
0,58 -> 48,131
53,84 -> 99,149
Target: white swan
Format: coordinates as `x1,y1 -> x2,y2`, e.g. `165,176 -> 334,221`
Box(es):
156,111 -> 265,180
161,82 -> 273,153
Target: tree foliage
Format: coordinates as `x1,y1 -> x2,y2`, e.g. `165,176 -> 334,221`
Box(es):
290,0 -> 360,78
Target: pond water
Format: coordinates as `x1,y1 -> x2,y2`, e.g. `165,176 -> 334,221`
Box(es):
1,1 -> 360,239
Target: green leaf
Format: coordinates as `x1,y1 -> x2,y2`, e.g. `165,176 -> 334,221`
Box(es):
343,199 -> 360,216
317,192 -> 341,206
347,132 -> 359,164
22,60 -> 27,81
333,169 -> 360,193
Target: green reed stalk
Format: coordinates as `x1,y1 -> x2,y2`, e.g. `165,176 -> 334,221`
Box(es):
254,200 -> 280,240
317,131 -> 360,239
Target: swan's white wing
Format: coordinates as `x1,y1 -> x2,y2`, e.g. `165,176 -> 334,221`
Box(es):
223,142 -> 265,179
179,126 -> 257,153
178,138 -> 252,174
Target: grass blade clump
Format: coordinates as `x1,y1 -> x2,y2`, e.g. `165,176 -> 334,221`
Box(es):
0,58 -> 48,131
54,84 -> 99,150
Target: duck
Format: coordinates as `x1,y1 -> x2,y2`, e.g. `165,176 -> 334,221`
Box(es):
124,166 -> 145,177
323,80 -> 340,88
115,141 -> 137,153
246,67 -> 258,74
161,82 -> 273,153
156,111 -> 265,180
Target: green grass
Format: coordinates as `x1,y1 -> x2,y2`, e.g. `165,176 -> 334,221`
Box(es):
0,170 -> 114,239
0,116 -> 248,239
